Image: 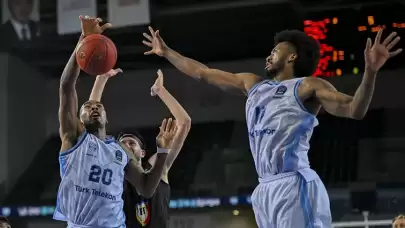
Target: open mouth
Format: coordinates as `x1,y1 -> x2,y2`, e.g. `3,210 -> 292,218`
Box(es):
91,112 -> 100,117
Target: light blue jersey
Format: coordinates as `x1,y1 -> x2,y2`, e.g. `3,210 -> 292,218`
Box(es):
246,77 -> 318,179
53,132 -> 129,228
246,78 -> 331,228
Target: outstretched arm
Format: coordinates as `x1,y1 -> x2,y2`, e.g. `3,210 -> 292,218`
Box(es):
142,27 -> 259,95
88,69 -> 123,101
148,70 -> 191,174
311,29 -> 401,119
124,118 -> 177,198
59,15 -> 112,151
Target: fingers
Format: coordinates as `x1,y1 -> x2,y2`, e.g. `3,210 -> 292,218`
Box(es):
155,30 -> 160,38
144,50 -> 154,55
159,118 -> 167,133
165,118 -> 173,132
100,23 -> 112,31
148,26 -> 155,37
157,69 -> 163,77
389,48 -> 403,58
365,38 -> 372,51
142,40 -> 152,47
143,32 -> 153,41
386,36 -> 401,50
170,121 -> 178,134
382,32 -> 397,46
374,28 -> 383,44
114,68 -> 123,73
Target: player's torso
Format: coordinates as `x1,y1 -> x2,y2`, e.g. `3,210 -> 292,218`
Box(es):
245,78 -> 319,178
124,180 -> 170,228
55,132 -> 128,227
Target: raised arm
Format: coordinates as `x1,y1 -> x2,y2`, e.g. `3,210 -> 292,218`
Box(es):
148,70 -> 191,175
59,34 -> 84,151
124,118 -> 177,198
59,15 -> 112,151
310,29 -> 401,119
142,27 -> 260,95
88,69 -> 123,101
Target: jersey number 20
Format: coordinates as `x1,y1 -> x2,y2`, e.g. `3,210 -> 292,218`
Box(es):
88,165 -> 113,185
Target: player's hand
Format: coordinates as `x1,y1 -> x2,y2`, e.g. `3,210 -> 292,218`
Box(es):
143,26 -> 168,56
150,69 -> 164,96
156,118 -> 177,149
79,15 -> 112,36
98,68 -> 123,78
364,29 -> 402,72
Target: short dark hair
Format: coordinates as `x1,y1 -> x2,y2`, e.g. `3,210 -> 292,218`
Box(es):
274,30 -> 320,77
117,131 -> 146,150
0,216 -> 10,225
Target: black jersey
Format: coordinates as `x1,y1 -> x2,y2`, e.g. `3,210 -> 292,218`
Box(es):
123,179 -> 170,228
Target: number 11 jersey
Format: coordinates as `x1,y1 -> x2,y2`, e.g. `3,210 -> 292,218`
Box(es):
54,131 -> 129,228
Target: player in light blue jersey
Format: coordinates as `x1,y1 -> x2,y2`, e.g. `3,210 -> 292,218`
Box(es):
142,27 -> 402,227
55,16 -> 178,228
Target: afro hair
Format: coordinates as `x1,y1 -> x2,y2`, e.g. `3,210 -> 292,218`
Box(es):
274,30 -> 320,77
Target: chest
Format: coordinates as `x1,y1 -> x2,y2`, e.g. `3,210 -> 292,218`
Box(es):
246,81 -> 297,123
79,136 -> 127,170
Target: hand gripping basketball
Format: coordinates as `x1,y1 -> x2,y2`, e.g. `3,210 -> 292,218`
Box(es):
156,118 -> 178,149
79,15 -> 112,36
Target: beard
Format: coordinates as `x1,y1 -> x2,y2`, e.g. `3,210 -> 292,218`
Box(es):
265,61 -> 286,79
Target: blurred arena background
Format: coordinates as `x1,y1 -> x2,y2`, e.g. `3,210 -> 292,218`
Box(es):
0,0 -> 405,227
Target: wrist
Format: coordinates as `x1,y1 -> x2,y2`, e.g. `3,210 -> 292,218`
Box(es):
364,65 -> 378,76
156,147 -> 170,154
161,47 -> 171,58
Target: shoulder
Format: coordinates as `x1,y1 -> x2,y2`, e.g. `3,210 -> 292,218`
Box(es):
301,76 -> 336,91
235,73 -> 264,94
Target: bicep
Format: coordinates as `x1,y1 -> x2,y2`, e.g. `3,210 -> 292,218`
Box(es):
58,85 -> 81,139
200,69 -> 258,95
314,80 -> 354,118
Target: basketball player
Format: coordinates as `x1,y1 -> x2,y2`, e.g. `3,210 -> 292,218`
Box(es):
393,214 -> 405,228
142,27 -> 402,227
54,16 -> 177,228
0,216 -> 11,228
89,69 -> 191,228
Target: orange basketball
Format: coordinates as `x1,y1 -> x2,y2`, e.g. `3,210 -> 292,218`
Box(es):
76,34 -> 117,76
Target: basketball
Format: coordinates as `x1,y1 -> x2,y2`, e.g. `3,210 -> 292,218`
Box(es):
76,34 -> 118,76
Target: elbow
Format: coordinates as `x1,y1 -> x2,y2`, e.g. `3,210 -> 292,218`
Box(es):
351,112 -> 365,120
350,107 -> 366,120
177,117 -> 191,129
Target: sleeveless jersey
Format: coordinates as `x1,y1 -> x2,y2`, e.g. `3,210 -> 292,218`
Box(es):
245,78 -> 319,180
123,179 -> 170,228
53,132 -> 129,228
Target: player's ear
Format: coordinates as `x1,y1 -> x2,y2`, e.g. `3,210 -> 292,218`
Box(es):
141,150 -> 146,158
288,53 -> 297,63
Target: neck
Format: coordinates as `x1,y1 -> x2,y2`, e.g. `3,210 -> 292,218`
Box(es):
88,127 -> 107,140
273,67 -> 294,82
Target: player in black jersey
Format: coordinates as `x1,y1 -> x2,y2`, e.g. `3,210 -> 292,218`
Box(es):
0,216 -> 11,228
89,69 -> 191,227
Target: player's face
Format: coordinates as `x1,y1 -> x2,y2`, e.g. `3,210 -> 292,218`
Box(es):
0,221 -> 10,228
80,100 -> 107,128
265,42 -> 295,78
10,0 -> 33,22
393,218 -> 405,228
120,136 -> 145,159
